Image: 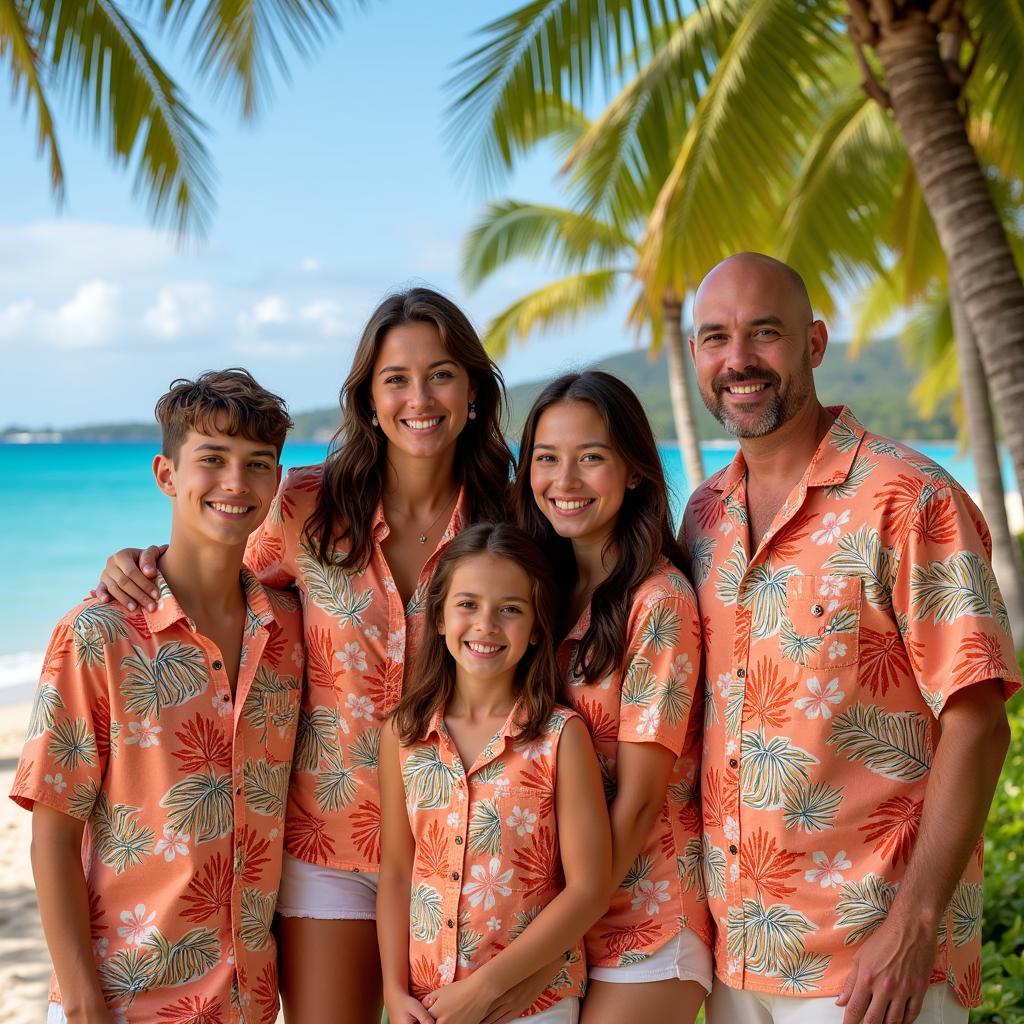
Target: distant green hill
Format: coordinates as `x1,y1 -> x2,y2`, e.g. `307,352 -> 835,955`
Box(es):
3,340 -> 956,444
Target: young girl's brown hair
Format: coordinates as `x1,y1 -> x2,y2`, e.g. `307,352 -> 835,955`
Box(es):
392,522 -> 569,745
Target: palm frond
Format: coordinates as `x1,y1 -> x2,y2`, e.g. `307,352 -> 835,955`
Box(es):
445,0 -> 684,183
481,269 -> 627,358
886,166 -> 944,305
850,272 -> 900,354
0,0 -> 64,197
32,0 -> 214,235
462,199 -> 632,288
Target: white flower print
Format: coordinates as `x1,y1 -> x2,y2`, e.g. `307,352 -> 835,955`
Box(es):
828,640 -> 848,661
212,692 -> 233,718
631,879 -> 670,915
447,812 -> 460,828
387,630 -> 405,663
269,828 -> 280,840
494,778 -> 511,796
439,956 -> 456,984
727,956 -> 741,976
487,916 -> 502,932
636,706 -> 661,737
337,643 -> 368,673
338,715 -> 351,736
817,574 -> 848,599
672,653 -> 693,682
44,772 -> 67,794
154,825 -> 190,862
805,850 -> 852,889
463,858 -> 513,910
794,676 -> 844,720
725,739 -> 738,758
125,718 -> 162,748
290,642 -> 305,668
717,673 -> 735,699
117,904 -> 157,945
724,816 -> 739,843
515,738 -> 552,762
383,578 -> 397,594
364,625 -> 381,641
506,806 -> 538,837
92,936 -> 109,959
811,510 -> 851,545
346,693 -> 375,722
719,519 -> 734,536
730,862 -> 740,883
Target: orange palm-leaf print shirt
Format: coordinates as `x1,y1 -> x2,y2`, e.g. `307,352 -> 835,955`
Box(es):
680,407 -> 1021,1006
245,465 -> 468,871
557,558 -> 711,967
10,570 -> 303,1023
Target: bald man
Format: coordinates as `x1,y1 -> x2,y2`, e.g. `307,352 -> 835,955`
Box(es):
679,254 -> 1019,1024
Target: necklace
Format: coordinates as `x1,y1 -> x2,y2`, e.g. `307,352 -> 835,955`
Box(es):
386,490 -> 458,544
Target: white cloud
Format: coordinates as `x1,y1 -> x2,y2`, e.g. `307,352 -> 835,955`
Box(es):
52,280 -> 120,347
299,257 -> 320,273
300,299 -> 349,336
143,282 -> 216,339
237,295 -> 292,331
0,300 -> 34,339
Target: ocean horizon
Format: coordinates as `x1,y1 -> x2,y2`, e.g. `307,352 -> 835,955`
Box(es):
2,438 -> 1017,701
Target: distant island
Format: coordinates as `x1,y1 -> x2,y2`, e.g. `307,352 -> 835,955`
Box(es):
2,340 -> 958,444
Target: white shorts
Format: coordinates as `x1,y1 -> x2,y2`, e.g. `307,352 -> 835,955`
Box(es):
46,1006 -> 66,1024
523,997 -> 580,1022
704,980 -> 969,1024
588,927 -> 713,992
275,852 -> 379,920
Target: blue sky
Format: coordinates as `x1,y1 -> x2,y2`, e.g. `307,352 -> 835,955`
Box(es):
0,0 -> 638,428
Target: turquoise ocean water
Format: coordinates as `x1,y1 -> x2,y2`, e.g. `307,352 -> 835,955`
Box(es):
0,439 -> 1013,695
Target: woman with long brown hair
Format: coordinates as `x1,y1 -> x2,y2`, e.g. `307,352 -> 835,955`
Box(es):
93,288 -> 513,1022
514,371 -> 712,1024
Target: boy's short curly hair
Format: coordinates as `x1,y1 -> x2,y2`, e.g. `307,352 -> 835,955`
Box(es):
155,368 -> 293,461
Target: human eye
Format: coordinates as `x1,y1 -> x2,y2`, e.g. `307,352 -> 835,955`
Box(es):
754,327 -> 780,339
533,452 -> 555,464
431,369 -> 454,381
455,599 -> 476,610
580,452 -> 603,463
501,604 -> 523,615
249,460 -> 273,471
200,455 -> 223,464
384,374 -> 406,386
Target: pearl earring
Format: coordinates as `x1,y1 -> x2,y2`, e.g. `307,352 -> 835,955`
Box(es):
468,402 -> 477,421
371,412 -> 379,427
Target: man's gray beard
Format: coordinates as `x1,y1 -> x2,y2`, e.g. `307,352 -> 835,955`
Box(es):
716,391 -> 786,438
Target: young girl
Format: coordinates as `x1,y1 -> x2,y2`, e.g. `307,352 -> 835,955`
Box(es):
379,522 -> 611,1024
514,372 -> 712,1024
93,288 -> 515,1022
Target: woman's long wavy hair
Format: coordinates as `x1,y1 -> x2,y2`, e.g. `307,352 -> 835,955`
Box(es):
304,288 -> 514,568
392,523 -> 569,745
513,371 -> 686,684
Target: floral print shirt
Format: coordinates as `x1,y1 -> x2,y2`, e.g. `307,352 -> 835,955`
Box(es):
10,570 -> 303,1023
680,407 -> 1021,1006
557,558 -> 711,968
399,705 -> 587,1014
245,464 -> 468,871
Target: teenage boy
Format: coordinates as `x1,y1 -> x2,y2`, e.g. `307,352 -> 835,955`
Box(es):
11,369 -> 304,1024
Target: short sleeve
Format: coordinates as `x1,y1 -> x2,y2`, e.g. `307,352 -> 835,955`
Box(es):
892,486 -> 1021,716
618,593 -> 702,755
10,620 -> 108,819
244,469 -> 305,588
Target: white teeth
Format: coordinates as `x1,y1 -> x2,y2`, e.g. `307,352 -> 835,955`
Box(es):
466,641 -> 502,654
210,502 -> 250,515
728,384 -> 768,395
552,498 -> 594,511
404,417 -> 443,430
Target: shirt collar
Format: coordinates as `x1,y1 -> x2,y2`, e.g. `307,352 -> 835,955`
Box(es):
372,484 -> 469,543
143,566 -> 278,634
424,699 -> 527,747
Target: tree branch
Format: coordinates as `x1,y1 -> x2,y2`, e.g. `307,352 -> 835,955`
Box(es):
852,39 -> 891,109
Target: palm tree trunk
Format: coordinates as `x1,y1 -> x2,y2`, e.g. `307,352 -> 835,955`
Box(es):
663,294 -> 705,493
951,281 -> 1024,649
863,11 -> 1024,496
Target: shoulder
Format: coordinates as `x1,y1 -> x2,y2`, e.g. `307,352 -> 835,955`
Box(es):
58,598 -> 142,645
682,471 -> 729,540
631,560 -> 697,612
279,462 -> 325,501
858,431 -> 965,497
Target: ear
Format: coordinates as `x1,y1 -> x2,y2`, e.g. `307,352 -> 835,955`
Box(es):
153,454 -> 176,497
688,334 -> 697,362
809,319 -> 828,368
436,616 -> 445,636
468,377 -> 478,404
627,472 -> 641,490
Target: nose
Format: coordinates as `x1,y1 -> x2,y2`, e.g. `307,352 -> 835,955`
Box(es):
473,606 -> 500,634
221,462 -> 249,493
722,335 -> 761,375
407,377 -> 432,409
554,459 -> 581,492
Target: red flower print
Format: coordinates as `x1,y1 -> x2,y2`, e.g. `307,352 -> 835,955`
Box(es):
741,828 -> 800,899
858,796 -> 922,867
350,800 -> 381,863
285,804 -> 336,864
181,853 -> 232,923
952,632 -> 1009,690
511,826 -> 559,897
173,713 -> 233,772
743,659 -> 796,728
155,996 -> 224,1024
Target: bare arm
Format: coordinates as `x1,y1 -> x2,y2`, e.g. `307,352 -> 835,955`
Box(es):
425,718 -> 611,1024
95,546 -> 164,611
377,722 -> 434,1024
838,680 -> 1011,1024
31,804 -> 109,1023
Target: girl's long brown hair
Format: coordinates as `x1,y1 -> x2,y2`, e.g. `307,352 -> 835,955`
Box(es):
392,523 -> 569,745
513,371 -> 686,684
304,288 -> 514,568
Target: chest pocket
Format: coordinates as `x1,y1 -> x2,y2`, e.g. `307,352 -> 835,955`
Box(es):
782,575 -> 861,669
263,688 -> 301,764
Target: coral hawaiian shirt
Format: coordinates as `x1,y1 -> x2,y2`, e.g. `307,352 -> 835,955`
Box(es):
246,464 -> 468,871
399,705 -> 587,1014
10,570 -> 303,1023
557,558 -> 711,968
680,406 -> 1021,1006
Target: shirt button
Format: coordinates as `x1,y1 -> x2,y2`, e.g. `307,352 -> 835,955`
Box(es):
729,844 -> 738,855
235,786 -> 242,796
736,668 -> 746,679
451,871 -> 460,881
454,836 -> 463,845
447,919 -> 455,929
213,659 -> 223,670
729,758 -> 738,769
810,604 -> 824,617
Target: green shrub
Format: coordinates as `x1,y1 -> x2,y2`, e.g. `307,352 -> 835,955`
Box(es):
973,660 -> 1024,1023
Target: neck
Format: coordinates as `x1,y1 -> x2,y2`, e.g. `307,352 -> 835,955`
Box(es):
739,399 -> 834,490
158,530 -> 246,621
383,444 -> 459,516
448,670 -> 516,720
571,532 -> 616,596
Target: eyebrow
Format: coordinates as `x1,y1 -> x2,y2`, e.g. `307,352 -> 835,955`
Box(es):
193,443 -> 277,458
533,441 -> 611,451
452,592 -> 528,601
697,314 -> 784,337
377,358 -> 459,375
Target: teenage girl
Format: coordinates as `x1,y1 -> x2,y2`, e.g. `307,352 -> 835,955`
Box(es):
93,289 -> 515,1023
379,522 -> 611,1024
514,371 -> 712,1023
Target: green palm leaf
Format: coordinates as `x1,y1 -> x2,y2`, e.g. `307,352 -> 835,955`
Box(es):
314,752 -> 357,811
457,910 -> 484,967
410,882 -> 443,943
26,683 -> 64,740
159,767 -> 233,843
97,946 -> 156,1003
743,561 -> 799,639
949,880 -> 983,948
910,551 -> 1009,630
468,799 -> 503,856
827,704 -> 932,783
689,536 -> 716,588
677,835 -> 706,900
402,745 -> 459,810
68,778 -> 99,818
144,926 -> 220,985
243,758 -> 290,818
621,656 -> 656,706
294,705 -> 340,773
622,851 -> 653,891
121,641 -> 209,718
778,950 -> 830,993
701,834 -> 726,900
296,548 -> 374,625
779,623 -> 823,667
656,674 -> 692,725
471,761 -> 505,784
734,895 -> 817,977
782,780 -> 842,834
834,873 -> 898,946
239,887 -> 276,951
348,728 -> 379,771
823,526 -> 895,610
822,457 -> 874,500
639,602 -> 680,652
714,538 -> 746,607
47,716 -> 97,770
72,604 -> 129,666
91,792 -> 155,873
740,728 -> 818,811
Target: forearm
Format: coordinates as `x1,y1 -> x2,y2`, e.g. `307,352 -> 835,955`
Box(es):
471,883 -> 606,1001
608,793 -> 663,893
31,832 -> 106,1017
891,697 -> 1010,925
376,865 -> 414,1001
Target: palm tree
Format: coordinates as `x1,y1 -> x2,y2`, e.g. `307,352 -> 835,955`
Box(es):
447,0 -> 1024,496
2,0 -> 362,235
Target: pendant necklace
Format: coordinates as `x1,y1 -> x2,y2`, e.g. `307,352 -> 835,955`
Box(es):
387,491 -> 458,545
